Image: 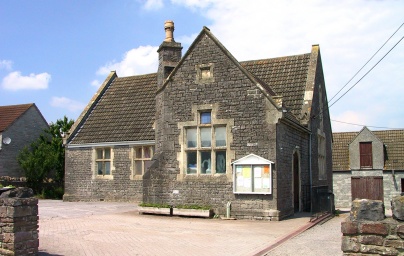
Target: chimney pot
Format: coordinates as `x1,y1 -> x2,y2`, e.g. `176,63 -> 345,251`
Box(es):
164,20 -> 175,42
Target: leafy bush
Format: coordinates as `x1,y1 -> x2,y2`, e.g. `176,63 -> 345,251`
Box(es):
37,186 -> 64,199
176,204 -> 211,210
17,116 -> 74,194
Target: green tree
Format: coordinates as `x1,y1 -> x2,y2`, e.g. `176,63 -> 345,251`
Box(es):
17,116 -> 74,194
47,116 -> 75,186
17,135 -> 57,193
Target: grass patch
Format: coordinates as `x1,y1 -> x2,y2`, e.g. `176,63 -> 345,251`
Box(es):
0,185 -> 16,189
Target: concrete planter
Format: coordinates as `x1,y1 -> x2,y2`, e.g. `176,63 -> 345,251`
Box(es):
173,208 -> 212,218
138,206 -> 171,215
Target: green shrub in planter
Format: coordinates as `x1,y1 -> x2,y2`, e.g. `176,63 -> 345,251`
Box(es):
138,202 -> 171,208
175,204 -> 211,210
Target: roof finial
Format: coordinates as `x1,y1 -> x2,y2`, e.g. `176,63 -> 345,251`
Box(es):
164,20 -> 175,42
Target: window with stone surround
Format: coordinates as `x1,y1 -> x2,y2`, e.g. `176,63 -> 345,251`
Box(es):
95,148 -> 113,178
318,131 -> 326,180
178,104 -> 234,178
132,145 -> 154,178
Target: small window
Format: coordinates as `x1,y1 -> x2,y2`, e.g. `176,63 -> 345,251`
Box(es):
216,151 -> 226,173
96,148 -> 112,175
187,128 -> 197,148
215,127 -> 226,147
200,112 -> 211,124
200,151 -> 211,174
133,146 -> 154,176
200,127 -> 211,147
187,152 -> 197,174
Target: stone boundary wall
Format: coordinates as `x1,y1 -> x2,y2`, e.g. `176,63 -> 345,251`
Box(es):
0,188 -> 38,256
341,197 -> 404,255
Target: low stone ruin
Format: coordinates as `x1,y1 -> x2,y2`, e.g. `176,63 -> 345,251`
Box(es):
342,196 -> 404,255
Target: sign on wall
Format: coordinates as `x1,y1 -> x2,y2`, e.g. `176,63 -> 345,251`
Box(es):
232,154 -> 273,194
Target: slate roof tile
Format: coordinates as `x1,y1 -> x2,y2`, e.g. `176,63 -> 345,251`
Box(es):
241,53 -> 311,117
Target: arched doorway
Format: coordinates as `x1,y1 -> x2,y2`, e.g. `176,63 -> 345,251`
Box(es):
293,151 -> 300,212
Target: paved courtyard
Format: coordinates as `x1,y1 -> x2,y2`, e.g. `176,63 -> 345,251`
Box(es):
38,200 -> 346,256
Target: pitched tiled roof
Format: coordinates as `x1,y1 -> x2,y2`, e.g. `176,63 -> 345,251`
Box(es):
69,74 -> 156,144
70,28 -> 314,145
333,130 -> 404,171
241,53 -> 311,118
71,54 -> 312,144
0,103 -> 33,132
332,132 -> 357,171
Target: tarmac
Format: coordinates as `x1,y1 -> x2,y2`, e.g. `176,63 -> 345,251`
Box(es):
37,200 -> 347,256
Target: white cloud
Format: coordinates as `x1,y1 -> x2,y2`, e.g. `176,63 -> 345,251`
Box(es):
1,71 -> 51,91
331,111 -> 369,132
0,60 -> 13,71
143,0 -> 164,10
91,80 -> 101,87
50,97 -> 86,112
97,45 -> 158,77
171,0 -> 404,132
171,0 -> 213,10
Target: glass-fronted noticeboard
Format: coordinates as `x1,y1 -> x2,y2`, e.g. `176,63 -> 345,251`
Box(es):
232,154 -> 273,194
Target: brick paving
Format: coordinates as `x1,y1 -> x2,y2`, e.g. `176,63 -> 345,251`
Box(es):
38,200 -> 343,256
265,213 -> 348,256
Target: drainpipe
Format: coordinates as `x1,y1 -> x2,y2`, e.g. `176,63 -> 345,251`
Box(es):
226,202 -> 231,218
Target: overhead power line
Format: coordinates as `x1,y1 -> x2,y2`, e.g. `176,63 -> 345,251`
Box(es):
312,22 -> 404,121
328,22 -> 404,103
332,119 -> 403,130
328,34 -> 403,109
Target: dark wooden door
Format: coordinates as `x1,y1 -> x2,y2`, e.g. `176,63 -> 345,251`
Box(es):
351,176 -> 383,201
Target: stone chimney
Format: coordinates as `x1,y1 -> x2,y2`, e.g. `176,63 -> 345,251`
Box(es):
157,20 -> 182,89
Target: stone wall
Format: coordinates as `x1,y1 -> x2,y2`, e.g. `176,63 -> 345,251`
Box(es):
0,187 -> 38,255
150,31 -> 285,220
64,146 -> 143,202
341,197 -> 404,255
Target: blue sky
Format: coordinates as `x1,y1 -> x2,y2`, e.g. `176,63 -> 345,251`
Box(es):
1,0 -> 403,132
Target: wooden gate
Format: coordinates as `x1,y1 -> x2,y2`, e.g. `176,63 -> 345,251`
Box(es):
351,176 -> 383,201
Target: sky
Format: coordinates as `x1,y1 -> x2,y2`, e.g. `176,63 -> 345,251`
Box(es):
0,0 -> 403,132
